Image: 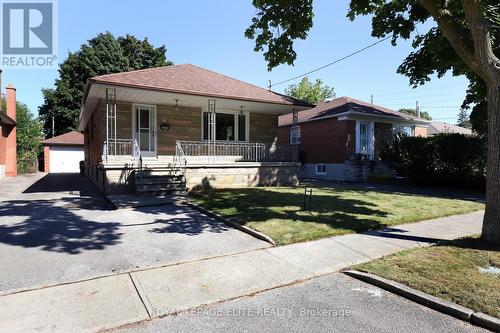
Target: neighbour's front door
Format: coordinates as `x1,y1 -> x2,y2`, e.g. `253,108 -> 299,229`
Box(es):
134,104 -> 157,158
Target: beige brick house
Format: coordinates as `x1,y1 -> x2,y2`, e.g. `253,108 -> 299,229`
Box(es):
77,64 -> 311,194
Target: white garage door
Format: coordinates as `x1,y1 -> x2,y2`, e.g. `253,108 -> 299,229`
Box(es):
49,146 -> 84,173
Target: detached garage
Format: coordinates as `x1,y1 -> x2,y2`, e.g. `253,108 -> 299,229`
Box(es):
42,131 -> 84,173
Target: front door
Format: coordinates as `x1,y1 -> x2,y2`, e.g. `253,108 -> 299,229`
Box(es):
134,104 -> 156,158
356,121 -> 374,159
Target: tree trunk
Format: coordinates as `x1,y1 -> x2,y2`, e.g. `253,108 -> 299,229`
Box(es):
482,80 -> 500,244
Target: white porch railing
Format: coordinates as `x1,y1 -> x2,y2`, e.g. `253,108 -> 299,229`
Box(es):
346,148 -> 374,161
103,139 -> 141,164
176,140 -> 299,163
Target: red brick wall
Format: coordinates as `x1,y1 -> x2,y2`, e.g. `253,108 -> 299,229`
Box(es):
415,126 -> 427,137
85,101 -> 104,166
5,85 -> 16,177
0,124 -> 6,165
278,118 -> 354,163
43,146 -> 50,172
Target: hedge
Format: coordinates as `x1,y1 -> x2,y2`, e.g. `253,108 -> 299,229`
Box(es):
381,133 -> 486,190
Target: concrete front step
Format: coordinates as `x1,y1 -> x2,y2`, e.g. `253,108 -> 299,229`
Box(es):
135,178 -> 185,185
137,184 -> 187,191
137,189 -> 188,197
134,168 -> 187,196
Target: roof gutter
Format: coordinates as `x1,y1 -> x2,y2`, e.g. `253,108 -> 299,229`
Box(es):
87,79 -> 314,108
280,111 -> 429,127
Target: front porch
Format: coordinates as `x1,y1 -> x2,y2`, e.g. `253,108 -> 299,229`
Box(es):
95,139 -> 300,194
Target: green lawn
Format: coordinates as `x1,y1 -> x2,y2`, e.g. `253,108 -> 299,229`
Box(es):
190,186 -> 484,245
354,237 -> 500,318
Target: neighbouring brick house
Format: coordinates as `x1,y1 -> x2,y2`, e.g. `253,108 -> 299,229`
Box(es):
278,96 -> 428,181
77,64 -> 311,194
0,83 -> 17,178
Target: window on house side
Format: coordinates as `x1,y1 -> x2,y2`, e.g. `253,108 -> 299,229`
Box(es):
316,164 -> 327,175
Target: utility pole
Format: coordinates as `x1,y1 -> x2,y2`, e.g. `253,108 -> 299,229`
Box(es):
332,87 -> 336,99
268,80 -> 272,91
52,116 -> 55,138
370,94 -> 374,104
415,100 -> 420,118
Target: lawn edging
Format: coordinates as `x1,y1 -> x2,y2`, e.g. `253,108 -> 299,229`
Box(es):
184,201 -> 276,246
344,270 -> 499,332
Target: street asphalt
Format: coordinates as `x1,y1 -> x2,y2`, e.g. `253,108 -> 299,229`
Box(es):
0,173 -> 269,294
113,273 -> 487,333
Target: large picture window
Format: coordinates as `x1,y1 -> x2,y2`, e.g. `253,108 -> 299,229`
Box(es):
202,111 -> 248,141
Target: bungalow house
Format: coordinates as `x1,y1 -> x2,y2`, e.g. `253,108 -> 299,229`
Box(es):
278,96 -> 428,181
77,64 -> 311,194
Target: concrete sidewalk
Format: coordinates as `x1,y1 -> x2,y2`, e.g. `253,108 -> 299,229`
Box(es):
0,210 -> 484,333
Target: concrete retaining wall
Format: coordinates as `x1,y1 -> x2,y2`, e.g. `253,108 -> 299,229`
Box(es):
84,161 -> 300,194
299,163 -> 345,181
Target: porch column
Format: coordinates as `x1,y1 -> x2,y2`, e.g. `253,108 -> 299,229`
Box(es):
105,88 -> 117,161
208,99 -> 216,162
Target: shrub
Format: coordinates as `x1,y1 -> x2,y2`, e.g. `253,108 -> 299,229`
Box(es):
381,133 -> 486,190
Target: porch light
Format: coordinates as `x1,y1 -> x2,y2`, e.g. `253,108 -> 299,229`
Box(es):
160,116 -> 170,131
174,99 -> 179,111
240,106 -> 244,115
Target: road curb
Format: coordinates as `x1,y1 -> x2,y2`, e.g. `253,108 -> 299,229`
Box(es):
471,312 -> 500,332
344,270 -> 499,332
184,201 -> 276,246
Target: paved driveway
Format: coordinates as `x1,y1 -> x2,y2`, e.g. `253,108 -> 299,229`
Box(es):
0,173 -> 269,294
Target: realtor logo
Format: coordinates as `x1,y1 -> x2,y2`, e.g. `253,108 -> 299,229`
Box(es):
1,0 -> 58,68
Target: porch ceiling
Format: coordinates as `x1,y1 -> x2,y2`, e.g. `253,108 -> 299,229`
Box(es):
78,83 -> 310,131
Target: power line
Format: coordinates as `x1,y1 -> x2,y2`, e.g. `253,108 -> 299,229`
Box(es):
270,35 -> 392,88
420,105 -> 461,108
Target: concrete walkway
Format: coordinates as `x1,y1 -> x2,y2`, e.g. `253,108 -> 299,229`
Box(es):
0,210 -> 484,333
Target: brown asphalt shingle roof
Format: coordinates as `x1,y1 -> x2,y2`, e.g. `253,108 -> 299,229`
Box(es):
279,96 -> 422,126
42,131 -> 83,146
90,64 -> 311,107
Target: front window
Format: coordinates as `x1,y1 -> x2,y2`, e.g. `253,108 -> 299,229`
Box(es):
216,113 -> 235,141
316,164 -> 327,175
202,111 -> 248,141
393,125 -> 415,137
290,126 -> 301,144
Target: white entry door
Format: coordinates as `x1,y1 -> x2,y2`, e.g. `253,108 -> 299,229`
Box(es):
134,105 -> 157,158
356,121 -> 374,159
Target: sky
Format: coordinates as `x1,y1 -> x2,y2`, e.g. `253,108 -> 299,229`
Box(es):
2,0 -> 469,123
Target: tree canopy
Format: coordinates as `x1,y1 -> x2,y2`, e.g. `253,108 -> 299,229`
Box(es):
2,98 -> 43,173
398,108 -> 432,120
246,0 -> 500,243
39,32 -> 172,137
457,108 -> 472,129
245,1 -> 499,136
285,77 -> 335,104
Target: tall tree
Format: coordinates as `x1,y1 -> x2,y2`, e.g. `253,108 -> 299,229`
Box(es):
39,32 -> 172,137
246,0 -> 500,244
398,108 -> 432,120
457,108 -> 472,128
2,98 -> 43,173
285,77 -> 335,104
